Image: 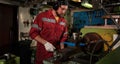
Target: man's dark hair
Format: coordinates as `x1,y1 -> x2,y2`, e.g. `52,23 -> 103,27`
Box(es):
53,0 -> 68,10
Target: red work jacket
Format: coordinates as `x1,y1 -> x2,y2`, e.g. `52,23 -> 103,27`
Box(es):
29,9 -> 68,64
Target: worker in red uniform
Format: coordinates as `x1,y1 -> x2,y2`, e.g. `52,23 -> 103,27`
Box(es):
29,0 -> 68,64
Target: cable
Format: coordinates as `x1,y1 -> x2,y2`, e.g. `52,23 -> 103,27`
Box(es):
89,40 -> 102,64
89,40 -> 110,64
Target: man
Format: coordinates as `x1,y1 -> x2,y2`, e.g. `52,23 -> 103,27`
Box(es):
29,0 -> 68,64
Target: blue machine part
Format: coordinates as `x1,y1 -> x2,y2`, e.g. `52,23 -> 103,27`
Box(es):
64,42 -> 76,47
64,42 -> 86,47
73,9 -> 113,29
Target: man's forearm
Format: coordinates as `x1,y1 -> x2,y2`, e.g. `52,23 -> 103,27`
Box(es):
34,35 -> 47,45
34,35 -> 65,49
60,43 -> 64,49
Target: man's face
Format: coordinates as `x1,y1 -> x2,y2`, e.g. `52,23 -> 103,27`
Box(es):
56,5 -> 68,17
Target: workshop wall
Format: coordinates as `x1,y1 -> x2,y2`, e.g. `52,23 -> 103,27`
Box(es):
18,6 -> 52,47
18,7 -> 32,40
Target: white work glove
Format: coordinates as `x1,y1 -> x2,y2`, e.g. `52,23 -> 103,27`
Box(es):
44,42 -> 56,52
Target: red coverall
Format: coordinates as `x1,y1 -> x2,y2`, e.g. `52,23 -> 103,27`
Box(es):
29,9 -> 68,64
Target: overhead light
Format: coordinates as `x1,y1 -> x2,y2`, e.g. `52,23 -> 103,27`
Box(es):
81,0 -> 93,8
72,0 -> 81,2
42,1 -> 47,5
71,0 -> 93,8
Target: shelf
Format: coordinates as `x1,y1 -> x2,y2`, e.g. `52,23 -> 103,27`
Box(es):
84,25 -> 118,29
102,15 -> 120,19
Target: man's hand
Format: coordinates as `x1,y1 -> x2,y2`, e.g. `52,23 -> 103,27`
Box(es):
44,42 -> 56,52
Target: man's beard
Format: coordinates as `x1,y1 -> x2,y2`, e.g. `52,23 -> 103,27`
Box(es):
56,11 -> 64,17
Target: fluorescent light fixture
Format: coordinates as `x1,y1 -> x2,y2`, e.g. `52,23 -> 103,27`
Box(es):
72,0 -> 81,2
81,0 -> 93,8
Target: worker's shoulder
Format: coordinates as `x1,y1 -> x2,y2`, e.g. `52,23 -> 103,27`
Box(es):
40,11 -> 48,15
39,10 -> 51,16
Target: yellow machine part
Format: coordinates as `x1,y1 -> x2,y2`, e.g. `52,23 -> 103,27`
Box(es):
81,27 -> 117,51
